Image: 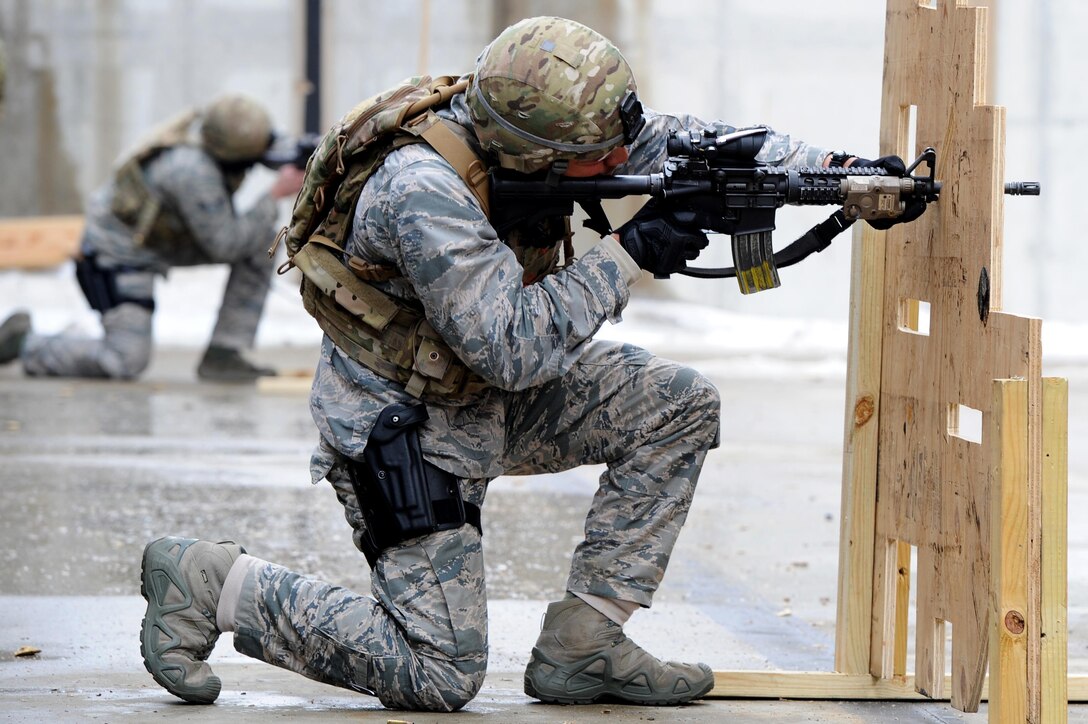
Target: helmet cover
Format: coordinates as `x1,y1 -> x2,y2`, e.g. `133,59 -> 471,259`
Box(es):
200,93 -> 274,163
468,16 -> 639,174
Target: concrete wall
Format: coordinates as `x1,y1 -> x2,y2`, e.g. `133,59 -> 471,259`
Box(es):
0,0 -> 1079,323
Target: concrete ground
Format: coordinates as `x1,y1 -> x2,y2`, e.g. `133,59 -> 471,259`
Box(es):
1,343 -> 1085,723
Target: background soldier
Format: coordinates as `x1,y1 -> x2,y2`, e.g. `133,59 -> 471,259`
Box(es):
136,16 -> 923,712
0,94 -> 304,381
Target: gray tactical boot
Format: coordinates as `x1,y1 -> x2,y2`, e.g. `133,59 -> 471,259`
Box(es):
196,345 -> 275,382
524,597 -> 715,706
0,311 -> 30,365
140,536 -> 246,704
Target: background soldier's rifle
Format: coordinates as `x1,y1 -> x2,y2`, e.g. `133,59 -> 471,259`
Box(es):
262,133 -> 321,171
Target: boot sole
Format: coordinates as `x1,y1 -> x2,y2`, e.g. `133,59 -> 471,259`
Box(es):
524,653 -> 715,706
139,537 -> 222,704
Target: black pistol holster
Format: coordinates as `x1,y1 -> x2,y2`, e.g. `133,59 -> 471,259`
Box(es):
348,402 -> 481,566
75,251 -> 155,313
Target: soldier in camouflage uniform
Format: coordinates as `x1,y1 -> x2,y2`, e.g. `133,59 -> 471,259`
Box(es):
135,16 -> 920,712
0,94 -> 304,381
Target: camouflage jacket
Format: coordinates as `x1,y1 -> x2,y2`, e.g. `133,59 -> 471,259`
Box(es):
83,145 -> 277,272
309,92 -> 830,482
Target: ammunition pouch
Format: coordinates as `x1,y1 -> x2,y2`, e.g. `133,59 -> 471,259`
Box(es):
294,239 -> 488,399
75,253 -> 155,314
348,402 -> 481,566
111,153 -> 187,250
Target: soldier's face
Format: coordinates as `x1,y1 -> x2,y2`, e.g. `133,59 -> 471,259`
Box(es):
563,146 -> 629,178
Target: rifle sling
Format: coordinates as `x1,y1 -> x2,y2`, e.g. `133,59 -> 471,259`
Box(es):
677,210 -> 856,280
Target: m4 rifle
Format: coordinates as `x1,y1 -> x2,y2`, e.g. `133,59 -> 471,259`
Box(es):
491,124 -> 945,294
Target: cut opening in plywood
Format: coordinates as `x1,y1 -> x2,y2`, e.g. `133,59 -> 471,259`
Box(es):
904,104 -> 918,159
896,542 -> 919,677
948,403 -> 983,445
897,298 -> 931,335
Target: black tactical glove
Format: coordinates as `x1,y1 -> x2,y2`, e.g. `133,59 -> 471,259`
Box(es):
850,155 -> 928,230
850,155 -> 907,176
616,202 -> 710,276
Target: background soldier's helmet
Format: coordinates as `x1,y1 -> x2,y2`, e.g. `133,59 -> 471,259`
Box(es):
467,16 -> 640,175
199,93 -> 274,164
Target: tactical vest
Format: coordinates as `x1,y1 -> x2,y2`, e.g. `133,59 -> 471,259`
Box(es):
109,109 -> 201,250
277,75 -> 574,399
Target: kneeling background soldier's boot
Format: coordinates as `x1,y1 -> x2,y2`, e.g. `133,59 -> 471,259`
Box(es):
197,344 -> 275,381
140,536 -> 246,703
524,596 -> 715,706
0,311 -> 30,365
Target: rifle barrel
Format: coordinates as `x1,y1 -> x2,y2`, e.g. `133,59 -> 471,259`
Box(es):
491,175 -> 659,200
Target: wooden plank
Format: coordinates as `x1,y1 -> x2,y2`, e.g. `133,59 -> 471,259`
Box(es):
835,224 -> 885,675
255,373 -> 314,395
713,671 -> 959,701
989,379 -> 1030,723
0,215 -> 83,268
1041,378 -> 1069,724
709,671 -> 1088,702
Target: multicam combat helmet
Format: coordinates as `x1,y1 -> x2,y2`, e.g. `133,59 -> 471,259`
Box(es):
199,93 -> 274,164
467,16 -> 644,175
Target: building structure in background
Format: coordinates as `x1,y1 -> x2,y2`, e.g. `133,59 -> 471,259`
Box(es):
0,0 -> 1077,324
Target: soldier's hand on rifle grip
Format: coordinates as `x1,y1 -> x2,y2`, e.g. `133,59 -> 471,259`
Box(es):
616,202 -> 710,276
850,155 -> 929,230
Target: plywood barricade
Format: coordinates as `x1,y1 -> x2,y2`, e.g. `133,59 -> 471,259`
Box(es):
711,2 -> 1075,721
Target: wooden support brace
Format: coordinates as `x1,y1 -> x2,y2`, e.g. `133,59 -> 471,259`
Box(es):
989,379 -> 1032,721
710,671 -> 1088,703
1041,378 -> 1070,723
834,223 -> 884,676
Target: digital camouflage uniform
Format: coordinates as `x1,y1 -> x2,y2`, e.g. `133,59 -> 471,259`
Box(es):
227,88 -> 831,709
20,145 -> 277,379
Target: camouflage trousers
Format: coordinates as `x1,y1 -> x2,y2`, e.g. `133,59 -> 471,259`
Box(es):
22,252 -> 271,379
230,342 -> 721,711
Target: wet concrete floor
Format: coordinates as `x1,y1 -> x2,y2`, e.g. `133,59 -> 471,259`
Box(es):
1,345 -> 1085,722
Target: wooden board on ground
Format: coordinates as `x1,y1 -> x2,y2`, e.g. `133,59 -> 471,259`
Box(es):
0,215 -> 83,269
711,671 -> 1088,702
256,372 -> 315,395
